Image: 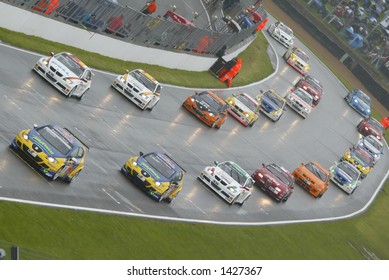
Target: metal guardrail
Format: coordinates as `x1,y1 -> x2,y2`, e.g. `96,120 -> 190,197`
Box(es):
2,0 -> 267,57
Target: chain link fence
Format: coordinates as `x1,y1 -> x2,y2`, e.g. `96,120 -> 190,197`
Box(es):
2,0 -> 267,57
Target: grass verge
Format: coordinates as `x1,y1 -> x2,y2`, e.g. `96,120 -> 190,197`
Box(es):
0,25 -> 388,259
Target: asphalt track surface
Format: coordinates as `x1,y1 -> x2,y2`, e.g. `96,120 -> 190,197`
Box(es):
0,15 -> 388,225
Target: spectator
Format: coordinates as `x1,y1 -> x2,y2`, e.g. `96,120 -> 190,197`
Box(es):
105,15 -> 124,34
78,13 -> 96,28
142,0 -> 157,15
32,0 -> 59,15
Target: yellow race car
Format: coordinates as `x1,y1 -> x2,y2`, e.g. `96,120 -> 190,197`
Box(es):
256,89 -> 286,122
341,146 -> 374,179
121,151 -> 185,203
10,124 -> 88,183
226,93 -> 259,127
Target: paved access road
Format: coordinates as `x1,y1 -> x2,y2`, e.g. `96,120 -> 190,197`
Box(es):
0,18 -> 388,224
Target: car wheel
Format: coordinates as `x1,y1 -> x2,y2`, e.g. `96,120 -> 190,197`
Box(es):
77,89 -> 88,100
68,86 -> 77,98
239,195 -> 250,206
166,193 -> 177,204
143,101 -> 151,111
52,166 -> 65,181
66,170 -> 81,183
149,100 -> 159,111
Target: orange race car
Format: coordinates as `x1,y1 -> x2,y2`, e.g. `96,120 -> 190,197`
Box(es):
182,91 -> 228,128
292,162 -> 330,198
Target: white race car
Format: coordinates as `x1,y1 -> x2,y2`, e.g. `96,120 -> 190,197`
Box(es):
285,88 -> 314,119
112,69 -> 162,110
329,161 -> 361,195
198,161 -> 254,205
357,135 -> 384,166
267,21 -> 294,48
283,47 -> 310,75
33,52 -> 92,99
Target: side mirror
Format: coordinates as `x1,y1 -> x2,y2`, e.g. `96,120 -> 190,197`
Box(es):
33,124 -> 38,128
125,69 -> 130,74
50,52 -> 54,56
232,93 -> 236,97
71,157 -> 77,162
301,162 -> 304,166
139,151 -> 144,157
262,163 -> 266,168
311,105 -> 315,109
214,160 -> 219,166
195,91 -> 199,95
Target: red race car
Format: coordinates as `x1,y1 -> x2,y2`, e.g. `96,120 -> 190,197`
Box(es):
252,163 -> 295,202
295,75 -> 324,105
357,117 -> 385,141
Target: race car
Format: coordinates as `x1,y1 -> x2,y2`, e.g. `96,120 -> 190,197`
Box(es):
33,52 -> 92,99
345,88 -> 371,118
329,161 -> 361,195
252,163 -> 295,202
293,162 -> 330,198
267,21 -> 294,48
198,161 -> 254,205
357,117 -> 385,141
10,124 -> 88,183
295,75 -> 324,105
225,93 -> 259,127
112,69 -> 162,110
341,146 -> 374,179
357,135 -> 384,166
256,89 -> 286,122
182,91 -> 228,128
121,151 -> 185,203
285,88 -> 314,119
283,47 -> 310,75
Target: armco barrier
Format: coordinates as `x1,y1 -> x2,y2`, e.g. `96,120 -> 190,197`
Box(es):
273,0 -> 389,110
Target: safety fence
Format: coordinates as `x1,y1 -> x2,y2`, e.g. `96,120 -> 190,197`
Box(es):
2,0 -> 267,57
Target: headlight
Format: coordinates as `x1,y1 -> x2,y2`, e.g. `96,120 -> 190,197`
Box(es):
43,58 -> 49,65
314,96 -> 319,100
191,98 -> 195,102
364,127 -> 368,131
132,161 -> 137,166
48,157 -> 58,163
65,79 -> 74,84
354,99 -> 358,103
304,65 -> 309,70
304,107 -> 309,112
22,133 -> 28,140
209,112 -> 214,117
245,113 -> 249,118
155,182 -> 161,187
362,167 -> 366,170
229,100 -> 233,104
257,173 -> 263,178
346,154 -> 351,158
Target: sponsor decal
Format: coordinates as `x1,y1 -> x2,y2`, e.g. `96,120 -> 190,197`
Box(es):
31,135 -> 54,155
139,162 -> 160,179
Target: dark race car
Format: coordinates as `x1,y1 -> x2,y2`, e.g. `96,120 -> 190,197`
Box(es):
252,163 -> 295,202
345,88 -> 371,118
295,75 -> 324,105
357,117 -> 385,141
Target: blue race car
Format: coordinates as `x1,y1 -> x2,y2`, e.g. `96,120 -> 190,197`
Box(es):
329,161 -> 361,195
256,89 -> 286,122
344,88 -> 371,118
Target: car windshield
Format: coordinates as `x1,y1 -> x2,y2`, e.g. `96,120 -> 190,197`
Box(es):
130,70 -> 158,92
219,162 -> 250,186
263,90 -> 284,108
365,137 -> 383,152
294,89 -> 313,105
305,76 -> 323,93
279,24 -> 293,36
352,148 -> 373,166
355,90 -> 370,105
266,164 -> 293,186
338,162 -> 359,180
305,163 -> 328,182
144,153 -> 175,179
198,91 -> 224,111
37,126 -> 73,155
295,49 -> 309,62
368,118 -> 384,132
54,53 -> 85,78
236,94 -> 258,111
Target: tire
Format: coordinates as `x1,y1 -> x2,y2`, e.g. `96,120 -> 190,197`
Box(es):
149,99 -> 159,111
66,170 -> 81,183
166,193 -> 177,204
52,166 -> 65,181
77,89 -> 88,100
68,86 -> 77,98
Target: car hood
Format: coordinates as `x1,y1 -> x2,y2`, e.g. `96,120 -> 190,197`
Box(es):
27,130 -> 66,158
125,75 -> 153,96
137,157 -> 169,182
262,171 -> 289,191
278,29 -> 293,41
50,59 -> 79,78
289,92 -> 311,109
334,167 -> 353,185
233,98 -> 256,114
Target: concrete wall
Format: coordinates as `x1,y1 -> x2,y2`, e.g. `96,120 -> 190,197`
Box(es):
0,3 -> 251,71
